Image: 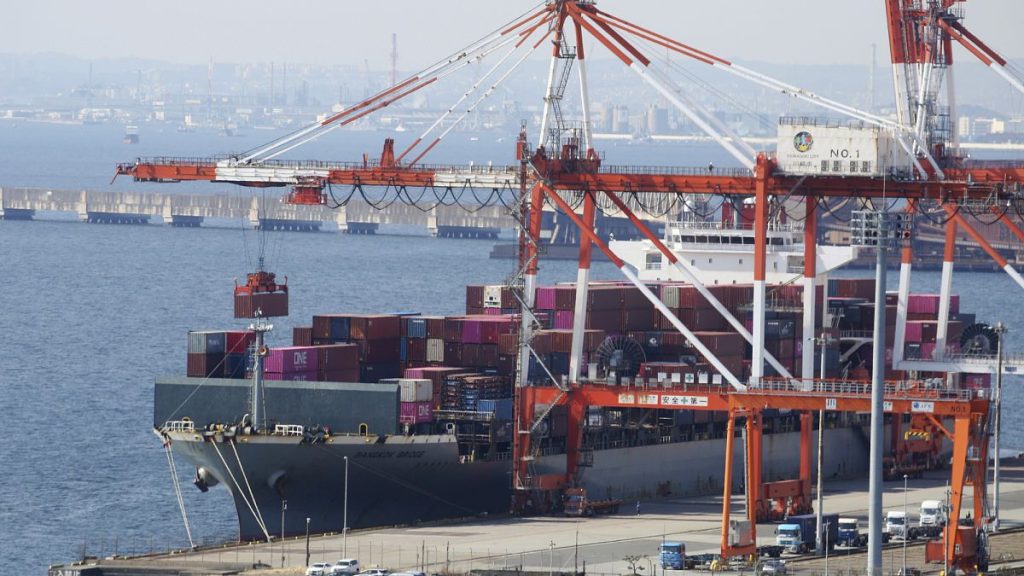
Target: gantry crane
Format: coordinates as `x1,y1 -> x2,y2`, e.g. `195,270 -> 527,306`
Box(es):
114,1 -> 1024,571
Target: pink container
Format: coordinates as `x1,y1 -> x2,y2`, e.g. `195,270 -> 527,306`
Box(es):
400,401 -> 434,424
266,370 -> 317,382
536,286 -> 557,310
904,321 -> 924,342
462,319 -> 484,343
484,307 -> 503,316
265,346 -> 320,373
919,343 -> 937,359
404,368 -> 425,378
554,310 -> 574,330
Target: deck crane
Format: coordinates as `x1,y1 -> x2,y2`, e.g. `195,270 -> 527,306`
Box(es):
114,1 -> 1024,572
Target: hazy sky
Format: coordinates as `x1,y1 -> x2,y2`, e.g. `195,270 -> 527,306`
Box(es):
3,1 -> 1020,68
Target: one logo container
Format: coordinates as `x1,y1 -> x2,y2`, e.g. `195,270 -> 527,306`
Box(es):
793,131 -> 814,153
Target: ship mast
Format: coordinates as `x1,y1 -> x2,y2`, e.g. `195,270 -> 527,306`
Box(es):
249,312 -> 272,432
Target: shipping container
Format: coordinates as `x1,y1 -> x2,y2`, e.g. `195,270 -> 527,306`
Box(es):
293,326 -> 313,347
234,291 -> 288,319
360,362 -> 401,382
265,370 -> 317,382
188,330 -> 226,355
399,378 -> 433,402
187,352 -> 224,378
265,346 -> 319,373
477,398 -> 514,420
315,343 -> 360,372
349,315 -> 402,341
400,401 -> 434,424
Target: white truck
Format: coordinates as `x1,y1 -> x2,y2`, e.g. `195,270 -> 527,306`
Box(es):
916,499 -> 946,539
885,510 -> 915,541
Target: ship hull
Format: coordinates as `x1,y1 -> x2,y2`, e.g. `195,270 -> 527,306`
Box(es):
167,424 -> 873,540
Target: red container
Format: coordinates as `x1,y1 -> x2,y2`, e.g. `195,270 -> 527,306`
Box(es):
357,339 -> 401,363
349,315 -> 402,341
554,310 -> 574,330
322,368 -> 360,382
554,285 -> 577,311
444,342 -> 463,364
407,338 -> 427,362
234,291 -> 288,319
425,317 -> 446,339
400,401 -> 434,424
693,331 -> 744,357
293,326 -> 313,347
621,308 -> 655,331
266,370 -> 317,382
315,343 -> 360,372
226,331 -> 256,354
462,343 -> 481,366
498,333 -> 519,356
587,286 -> 622,310
265,346 -> 319,373
444,318 -> 464,342
465,286 -> 485,309
187,352 -> 223,378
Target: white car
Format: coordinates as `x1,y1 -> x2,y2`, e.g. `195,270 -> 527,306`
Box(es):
358,569 -> 391,576
331,559 -> 361,575
308,563 -> 333,576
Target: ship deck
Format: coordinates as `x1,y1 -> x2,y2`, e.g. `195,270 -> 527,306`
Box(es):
50,458 -> 1024,575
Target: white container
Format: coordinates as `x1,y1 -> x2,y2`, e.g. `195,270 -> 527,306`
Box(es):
483,285 -> 503,308
426,338 -> 445,362
775,120 -> 911,177
399,378 -> 433,402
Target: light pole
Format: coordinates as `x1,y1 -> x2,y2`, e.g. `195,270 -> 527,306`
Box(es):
851,209 -> 911,576
281,499 -> 287,568
993,321 -> 1007,532
824,520 -> 830,576
902,474 -> 908,575
305,517 -> 311,567
549,540 -> 555,576
814,333 -> 830,557
344,455 -> 350,557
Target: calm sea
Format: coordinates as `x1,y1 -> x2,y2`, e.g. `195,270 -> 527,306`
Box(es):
1,120 -> 1022,574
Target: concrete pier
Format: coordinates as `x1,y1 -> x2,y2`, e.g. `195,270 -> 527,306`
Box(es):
47,460 -> 1024,576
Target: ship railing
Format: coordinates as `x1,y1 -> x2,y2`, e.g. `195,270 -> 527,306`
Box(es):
433,409 -> 496,422
273,424 -> 305,437
750,377 -> 975,402
163,420 -> 195,433
667,220 -> 804,233
839,330 -> 875,339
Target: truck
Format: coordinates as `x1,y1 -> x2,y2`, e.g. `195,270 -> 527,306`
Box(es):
885,510 -> 915,540
775,513 -> 839,554
836,518 -> 868,548
659,541 -> 693,570
916,500 -> 946,539
562,487 -> 621,517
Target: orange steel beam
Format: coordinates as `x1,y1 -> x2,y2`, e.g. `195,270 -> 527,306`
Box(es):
995,208 -> 1024,244
800,412 -> 813,498
945,205 -> 1009,267
946,415 -> 970,564
721,411 -> 737,555
924,413 -> 953,440
527,383 -> 983,418
746,409 -> 762,540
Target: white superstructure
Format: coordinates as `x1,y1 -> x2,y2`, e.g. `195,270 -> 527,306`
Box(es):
611,216 -> 857,285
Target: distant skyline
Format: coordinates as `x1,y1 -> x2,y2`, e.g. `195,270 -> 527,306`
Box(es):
3,1 -> 1021,69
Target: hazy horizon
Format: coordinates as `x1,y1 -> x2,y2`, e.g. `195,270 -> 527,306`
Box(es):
4,1 -> 1021,69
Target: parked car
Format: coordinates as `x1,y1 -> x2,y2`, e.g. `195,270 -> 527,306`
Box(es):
761,559 -> 787,576
358,569 -> 391,576
308,563 -> 334,576
331,559 -> 361,575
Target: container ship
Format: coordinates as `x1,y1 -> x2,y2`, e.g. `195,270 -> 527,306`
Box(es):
156,229 -> 995,541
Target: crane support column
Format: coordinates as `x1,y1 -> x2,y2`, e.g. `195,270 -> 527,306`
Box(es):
721,411 -> 737,555
935,221 -> 957,359
568,192 -> 596,384
752,155 -> 770,383
745,409 -> 762,546
892,213 -> 914,368
802,197 -> 818,383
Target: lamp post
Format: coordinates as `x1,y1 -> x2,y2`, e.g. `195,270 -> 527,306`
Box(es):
851,209 -> 912,576
993,322 -> 1007,532
902,474 -> 908,575
344,456 -> 350,557
549,540 -> 555,576
814,333 -> 831,557
305,517 -> 311,567
281,499 -> 287,568
824,520 -> 830,576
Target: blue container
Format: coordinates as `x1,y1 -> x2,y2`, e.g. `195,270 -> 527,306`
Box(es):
224,353 -> 247,379
400,338 -> 408,362
330,317 -> 350,341
406,318 -> 428,339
